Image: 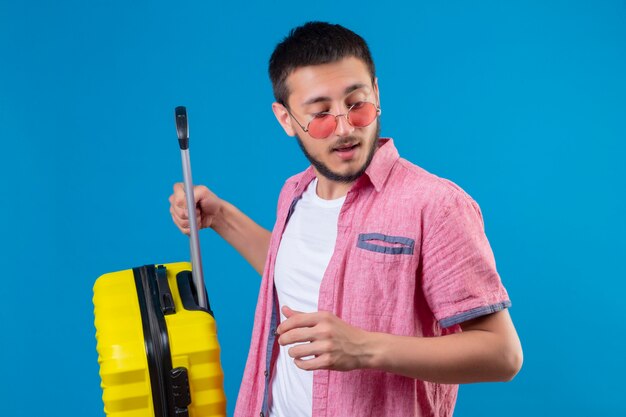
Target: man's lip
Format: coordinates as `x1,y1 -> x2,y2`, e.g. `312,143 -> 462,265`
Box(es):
333,142 -> 360,151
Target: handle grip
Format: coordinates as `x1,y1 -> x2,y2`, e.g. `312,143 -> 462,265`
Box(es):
175,106 -> 189,150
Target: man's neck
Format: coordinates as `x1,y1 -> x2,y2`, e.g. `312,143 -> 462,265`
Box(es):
313,173 -> 355,200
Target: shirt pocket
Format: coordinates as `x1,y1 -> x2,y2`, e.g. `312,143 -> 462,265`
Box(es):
343,232 -> 418,319
356,233 -> 415,262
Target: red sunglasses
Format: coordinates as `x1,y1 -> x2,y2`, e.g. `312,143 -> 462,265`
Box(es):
286,101 -> 381,139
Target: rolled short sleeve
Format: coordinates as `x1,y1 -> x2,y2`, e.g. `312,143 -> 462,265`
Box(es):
421,192 -> 511,328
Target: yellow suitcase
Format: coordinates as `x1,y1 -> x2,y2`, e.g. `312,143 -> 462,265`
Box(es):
94,107 -> 226,416
94,262 -> 226,416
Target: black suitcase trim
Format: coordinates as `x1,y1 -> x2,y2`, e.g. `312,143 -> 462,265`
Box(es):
134,265 -> 192,417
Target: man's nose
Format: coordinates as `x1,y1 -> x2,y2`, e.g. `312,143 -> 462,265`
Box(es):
333,114 -> 355,137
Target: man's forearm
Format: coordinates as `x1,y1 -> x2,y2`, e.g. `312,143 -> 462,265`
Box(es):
362,311 -> 523,384
211,200 -> 271,275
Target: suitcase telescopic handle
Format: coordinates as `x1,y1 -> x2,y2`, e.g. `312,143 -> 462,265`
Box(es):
175,106 -> 208,310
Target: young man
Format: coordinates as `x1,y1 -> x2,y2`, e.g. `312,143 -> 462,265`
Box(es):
170,22 -> 522,417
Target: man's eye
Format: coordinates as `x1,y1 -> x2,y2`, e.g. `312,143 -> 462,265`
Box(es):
349,101 -> 365,109
312,112 -> 330,119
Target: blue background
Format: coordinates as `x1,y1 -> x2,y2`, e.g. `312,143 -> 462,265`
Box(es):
1,1 -> 625,416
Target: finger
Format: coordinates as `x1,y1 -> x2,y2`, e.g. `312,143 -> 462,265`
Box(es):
174,189 -> 205,220
180,208 -> 202,225
170,195 -> 190,219
170,215 -> 191,236
173,182 -> 184,198
170,205 -> 187,224
278,327 -> 315,346
277,311 -> 321,335
287,340 -> 329,359
175,200 -> 187,213
294,355 -> 331,371
173,183 -> 187,208
194,185 -> 207,204
169,193 -> 184,215
170,208 -> 189,231
169,202 -> 182,219
282,305 -> 303,318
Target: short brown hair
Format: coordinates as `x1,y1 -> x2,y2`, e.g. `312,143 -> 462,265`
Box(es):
269,22 -> 376,106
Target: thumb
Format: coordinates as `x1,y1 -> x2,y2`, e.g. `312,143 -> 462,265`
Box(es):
282,305 -> 302,318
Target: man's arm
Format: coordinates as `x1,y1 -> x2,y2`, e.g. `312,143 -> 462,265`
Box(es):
367,309 -> 523,383
169,183 -> 271,275
210,199 -> 271,275
277,307 -> 523,384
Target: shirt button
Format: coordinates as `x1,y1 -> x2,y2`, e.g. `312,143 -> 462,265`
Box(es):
260,412 -> 264,417
264,369 -> 269,377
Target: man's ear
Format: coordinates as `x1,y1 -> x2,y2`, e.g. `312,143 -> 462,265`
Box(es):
373,77 -> 381,109
272,102 -> 296,137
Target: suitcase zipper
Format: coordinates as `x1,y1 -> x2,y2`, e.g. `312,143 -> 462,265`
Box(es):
134,265 -> 175,417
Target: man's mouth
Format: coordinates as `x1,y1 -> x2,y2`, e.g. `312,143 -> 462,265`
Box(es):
333,142 -> 360,153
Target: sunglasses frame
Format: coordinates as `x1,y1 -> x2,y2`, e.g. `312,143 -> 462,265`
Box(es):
285,101 -> 381,139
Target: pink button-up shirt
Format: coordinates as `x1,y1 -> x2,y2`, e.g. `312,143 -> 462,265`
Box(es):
234,139 -> 510,417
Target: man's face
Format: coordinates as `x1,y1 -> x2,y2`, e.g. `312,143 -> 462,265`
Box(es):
274,57 -> 381,183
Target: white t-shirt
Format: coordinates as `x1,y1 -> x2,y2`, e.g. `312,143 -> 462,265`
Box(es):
269,178 -> 345,417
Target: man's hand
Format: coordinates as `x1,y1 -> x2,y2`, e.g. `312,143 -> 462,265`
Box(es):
168,182 -> 271,275
276,306 -> 372,372
169,182 -> 223,235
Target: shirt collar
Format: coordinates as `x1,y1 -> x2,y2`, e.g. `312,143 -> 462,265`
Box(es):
363,138 -> 399,192
291,137 -> 399,195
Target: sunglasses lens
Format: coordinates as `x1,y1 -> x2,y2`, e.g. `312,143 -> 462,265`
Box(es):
348,102 -> 378,127
308,114 -> 337,139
